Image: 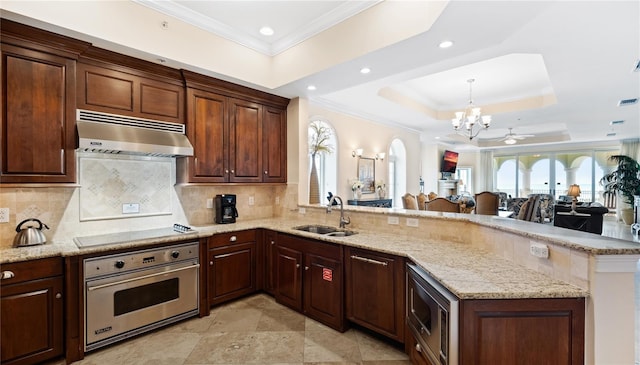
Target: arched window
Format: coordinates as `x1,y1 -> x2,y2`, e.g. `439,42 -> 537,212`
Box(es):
388,139 -> 407,207
496,159 -> 523,198
308,119 -> 337,203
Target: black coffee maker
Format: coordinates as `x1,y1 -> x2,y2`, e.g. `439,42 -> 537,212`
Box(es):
215,194 -> 238,224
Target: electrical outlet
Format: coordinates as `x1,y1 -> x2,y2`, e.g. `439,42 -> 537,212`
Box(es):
275,196 -> 280,205
0,208 -> 9,223
206,198 -> 213,209
387,216 -> 399,225
248,196 -> 255,206
406,218 -> 419,227
122,203 -> 140,214
530,243 -> 549,259
298,207 -> 306,214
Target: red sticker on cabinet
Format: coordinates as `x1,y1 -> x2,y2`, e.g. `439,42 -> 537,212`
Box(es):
322,268 -> 332,282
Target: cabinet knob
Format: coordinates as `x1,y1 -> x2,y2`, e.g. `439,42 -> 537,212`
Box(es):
415,343 -> 422,353
230,235 -> 237,242
305,266 -> 309,271
296,264 -> 300,268
1,271 -> 15,280
264,170 -> 268,175
270,240 -> 275,245
225,169 -> 229,174
56,293 -> 62,299
209,261 -> 214,266
231,169 -> 235,174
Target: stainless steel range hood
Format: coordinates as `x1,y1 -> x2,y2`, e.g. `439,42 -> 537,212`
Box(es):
76,110 -> 194,157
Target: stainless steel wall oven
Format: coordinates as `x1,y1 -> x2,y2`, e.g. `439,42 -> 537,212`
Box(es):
407,263 -> 459,365
83,241 -> 199,351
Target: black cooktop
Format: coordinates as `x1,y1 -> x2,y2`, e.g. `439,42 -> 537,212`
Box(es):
73,224 -> 196,248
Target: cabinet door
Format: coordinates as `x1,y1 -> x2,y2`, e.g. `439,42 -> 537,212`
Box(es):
460,298 -> 585,365
229,98 -> 262,183
186,88 -> 228,182
345,248 -> 405,341
1,276 -> 63,364
77,61 -> 184,124
263,230 -> 278,295
262,106 -> 286,182
208,241 -> 256,306
275,245 -> 303,312
1,44 -> 76,183
304,252 -> 344,331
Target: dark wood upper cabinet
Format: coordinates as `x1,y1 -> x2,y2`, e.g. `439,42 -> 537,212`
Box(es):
76,47 -> 184,124
1,19 -> 88,184
185,88 -> 228,182
229,98 -> 262,183
262,106 -> 287,183
180,70 -> 289,184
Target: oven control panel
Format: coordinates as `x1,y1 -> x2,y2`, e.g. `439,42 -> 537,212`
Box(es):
84,242 -> 199,279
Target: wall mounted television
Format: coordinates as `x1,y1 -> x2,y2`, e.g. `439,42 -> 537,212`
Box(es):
440,150 -> 459,173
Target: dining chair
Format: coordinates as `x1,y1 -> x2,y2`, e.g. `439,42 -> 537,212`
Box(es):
424,197 -> 460,213
474,191 -> 500,215
402,193 -> 418,210
416,193 -> 429,210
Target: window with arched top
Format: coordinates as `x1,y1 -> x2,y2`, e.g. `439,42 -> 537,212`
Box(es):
308,119 -> 337,204
388,139 -> 407,207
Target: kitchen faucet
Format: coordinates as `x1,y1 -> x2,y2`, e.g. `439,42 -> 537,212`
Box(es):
327,195 -> 350,228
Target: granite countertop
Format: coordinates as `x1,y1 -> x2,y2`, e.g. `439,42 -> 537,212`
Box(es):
0,217 -> 589,300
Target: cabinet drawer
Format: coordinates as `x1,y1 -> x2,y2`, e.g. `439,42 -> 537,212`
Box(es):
209,230 -> 256,248
0,257 -> 63,285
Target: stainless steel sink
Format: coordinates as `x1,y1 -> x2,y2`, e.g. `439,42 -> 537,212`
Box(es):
293,225 -> 357,236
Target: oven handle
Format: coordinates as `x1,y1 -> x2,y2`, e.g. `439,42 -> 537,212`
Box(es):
87,263 -> 200,291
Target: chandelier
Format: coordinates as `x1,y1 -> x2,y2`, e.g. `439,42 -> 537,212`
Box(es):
451,79 -> 491,140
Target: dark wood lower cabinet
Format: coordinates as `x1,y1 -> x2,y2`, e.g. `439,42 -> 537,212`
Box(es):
263,230 -> 278,295
208,231 -> 257,306
345,247 -> 405,342
459,298 -> 585,365
275,234 -> 345,331
0,258 -> 64,365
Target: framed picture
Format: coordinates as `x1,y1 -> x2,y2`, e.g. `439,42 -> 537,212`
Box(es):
358,157 -> 375,193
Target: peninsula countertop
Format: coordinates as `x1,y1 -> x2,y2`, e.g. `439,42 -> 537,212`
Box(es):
0,216 -> 591,301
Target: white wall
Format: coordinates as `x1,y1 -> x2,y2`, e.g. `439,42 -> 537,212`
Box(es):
303,103 -> 421,203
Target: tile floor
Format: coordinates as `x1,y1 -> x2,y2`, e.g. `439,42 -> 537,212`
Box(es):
53,294 -> 410,365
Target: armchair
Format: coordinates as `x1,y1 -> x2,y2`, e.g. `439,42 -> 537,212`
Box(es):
425,197 -> 460,213
402,193 -> 418,210
474,191 -> 500,215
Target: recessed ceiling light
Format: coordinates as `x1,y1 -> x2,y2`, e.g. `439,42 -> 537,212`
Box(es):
360,67 -> 371,74
606,132 -> 617,137
618,98 -> 638,106
259,26 -> 274,36
610,120 -> 625,125
439,40 -> 453,48
307,85 -> 316,91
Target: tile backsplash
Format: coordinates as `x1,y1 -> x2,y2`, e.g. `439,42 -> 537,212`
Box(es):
0,154 -> 297,248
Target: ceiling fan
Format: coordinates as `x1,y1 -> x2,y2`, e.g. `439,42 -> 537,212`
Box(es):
496,128 -> 535,145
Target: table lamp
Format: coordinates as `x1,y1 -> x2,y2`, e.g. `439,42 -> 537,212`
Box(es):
567,184 -> 581,215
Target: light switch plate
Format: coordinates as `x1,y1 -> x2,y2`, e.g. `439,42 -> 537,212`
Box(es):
248,196 -> 255,206
206,198 -> 213,209
0,208 -> 9,223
